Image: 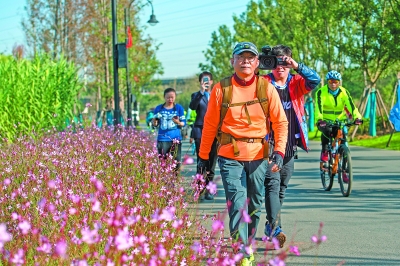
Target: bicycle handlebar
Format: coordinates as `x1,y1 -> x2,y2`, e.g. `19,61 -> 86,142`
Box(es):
321,119 -> 362,129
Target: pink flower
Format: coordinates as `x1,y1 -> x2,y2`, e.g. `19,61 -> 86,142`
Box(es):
69,208 -> 77,215
272,238 -> 280,250
206,181 -> 217,195
289,245 -> 300,256
115,227 -> 133,250
269,256 -> 286,266
172,219 -> 183,229
94,180 -> 104,192
55,240 -> 67,258
0,223 -> 12,249
212,220 -> 224,232
157,244 -> 167,258
150,209 -> 160,223
183,155 -> 194,165
81,228 -> 99,244
11,212 -> 19,220
159,206 -> 176,221
240,209 -> 251,224
47,180 -> 56,189
311,234 -> 327,243
86,103 -> 92,107
37,242 -> 52,254
11,248 -> 25,265
18,220 -> 31,234
92,200 -> 102,212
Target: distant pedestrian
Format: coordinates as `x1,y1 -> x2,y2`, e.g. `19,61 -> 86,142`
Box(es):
189,71 -> 218,200
152,88 -> 186,172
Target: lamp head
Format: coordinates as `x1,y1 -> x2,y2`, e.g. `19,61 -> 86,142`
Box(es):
147,14 -> 158,26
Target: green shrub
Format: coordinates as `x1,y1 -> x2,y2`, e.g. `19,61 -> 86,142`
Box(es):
0,54 -> 81,142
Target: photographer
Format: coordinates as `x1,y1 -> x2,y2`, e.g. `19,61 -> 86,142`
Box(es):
189,71 -> 218,200
261,45 -> 321,247
152,87 -> 186,172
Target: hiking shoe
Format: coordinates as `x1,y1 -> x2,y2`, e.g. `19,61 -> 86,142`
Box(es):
249,253 -> 255,264
264,223 -> 272,239
272,226 -> 286,249
320,151 -> 328,162
342,171 -> 349,183
204,192 -> 214,200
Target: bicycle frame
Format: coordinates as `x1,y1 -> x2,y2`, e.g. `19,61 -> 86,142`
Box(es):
320,119 -> 356,196
330,122 -> 347,174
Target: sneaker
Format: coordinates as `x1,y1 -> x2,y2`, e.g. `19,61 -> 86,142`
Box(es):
265,224 -> 286,248
249,253 -> 255,264
204,192 -> 214,200
239,257 -> 252,266
272,226 -> 286,248
342,171 -> 349,183
320,151 -> 328,162
248,246 -> 254,264
264,223 -> 272,239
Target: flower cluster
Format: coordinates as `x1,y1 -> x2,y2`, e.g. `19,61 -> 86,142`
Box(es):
0,125 -> 327,265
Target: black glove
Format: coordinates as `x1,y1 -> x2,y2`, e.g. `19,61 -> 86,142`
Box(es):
197,157 -> 210,175
354,118 -> 363,125
270,152 -> 283,170
317,119 -> 326,128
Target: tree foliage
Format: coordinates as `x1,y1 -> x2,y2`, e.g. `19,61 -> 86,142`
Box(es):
199,25 -> 235,82
21,0 -> 163,116
201,0 -> 400,106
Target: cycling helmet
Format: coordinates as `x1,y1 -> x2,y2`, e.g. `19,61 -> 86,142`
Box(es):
325,70 -> 342,80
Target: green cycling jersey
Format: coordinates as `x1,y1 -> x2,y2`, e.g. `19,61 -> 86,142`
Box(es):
315,85 -> 362,122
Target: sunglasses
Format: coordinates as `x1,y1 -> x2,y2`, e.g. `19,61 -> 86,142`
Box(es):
328,80 -> 340,84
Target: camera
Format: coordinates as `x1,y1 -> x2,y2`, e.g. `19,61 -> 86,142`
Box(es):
258,45 -> 288,70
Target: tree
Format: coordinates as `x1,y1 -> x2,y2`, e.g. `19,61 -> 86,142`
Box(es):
199,25 -> 235,82
21,0 -> 163,120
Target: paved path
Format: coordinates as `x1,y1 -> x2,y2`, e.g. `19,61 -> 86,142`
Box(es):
179,137 -> 400,265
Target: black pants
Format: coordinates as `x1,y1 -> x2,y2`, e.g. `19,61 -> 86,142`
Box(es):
265,156 -> 295,228
319,126 -> 338,152
157,141 -> 182,170
194,137 -> 218,182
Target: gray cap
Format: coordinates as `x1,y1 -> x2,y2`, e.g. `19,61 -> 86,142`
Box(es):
232,42 -> 259,56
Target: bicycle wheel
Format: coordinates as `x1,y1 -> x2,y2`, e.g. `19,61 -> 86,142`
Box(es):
338,146 -> 353,197
320,151 -> 334,191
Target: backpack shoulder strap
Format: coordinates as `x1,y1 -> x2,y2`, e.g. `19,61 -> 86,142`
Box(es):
257,76 -> 271,160
218,76 -> 233,130
256,76 -> 269,118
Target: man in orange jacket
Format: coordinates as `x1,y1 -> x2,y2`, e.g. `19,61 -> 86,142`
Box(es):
198,42 -> 288,264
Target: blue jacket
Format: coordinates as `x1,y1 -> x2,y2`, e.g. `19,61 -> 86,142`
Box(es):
153,103 -> 186,141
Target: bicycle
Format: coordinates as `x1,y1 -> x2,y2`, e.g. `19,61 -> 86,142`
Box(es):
319,119 -> 361,197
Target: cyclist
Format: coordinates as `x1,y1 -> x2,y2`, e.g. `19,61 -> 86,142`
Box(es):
315,70 -> 362,175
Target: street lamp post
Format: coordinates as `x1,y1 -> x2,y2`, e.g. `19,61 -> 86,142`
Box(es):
111,0 -> 120,127
124,0 -> 158,127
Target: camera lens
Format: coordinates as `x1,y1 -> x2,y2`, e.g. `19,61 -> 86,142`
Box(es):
258,54 -> 277,70
263,58 -> 272,66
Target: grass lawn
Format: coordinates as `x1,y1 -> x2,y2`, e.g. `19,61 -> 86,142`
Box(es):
308,130 -> 400,151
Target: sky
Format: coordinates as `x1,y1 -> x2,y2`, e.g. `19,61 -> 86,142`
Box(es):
0,0 -> 250,80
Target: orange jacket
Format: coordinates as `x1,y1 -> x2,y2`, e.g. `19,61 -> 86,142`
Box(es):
199,75 -> 288,161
